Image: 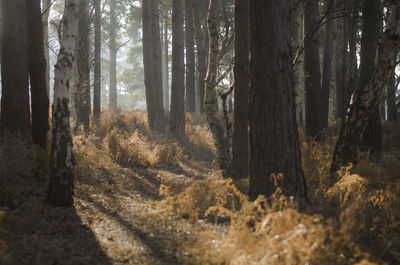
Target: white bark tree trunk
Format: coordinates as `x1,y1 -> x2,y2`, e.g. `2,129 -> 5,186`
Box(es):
46,0 -> 79,207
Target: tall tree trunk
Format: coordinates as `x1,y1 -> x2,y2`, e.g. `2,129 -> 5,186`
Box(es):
330,4 -> 400,174
27,0 -> 50,150
109,0 -> 117,110
232,0 -> 249,180
321,0 -> 334,129
358,0 -> 382,158
205,0 -> 231,176
387,69 -> 397,121
346,0 -> 359,107
75,0 -> 91,132
93,0 -> 101,120
170,0 -> 185,136
192,0 -> 207,114
0,0 -> 30,136
46,0 -> 79,207
142,0 -> 166,132
304,0 -> 323,141
185,0 -> 196,113
249,0 -> 307,203
162,20 -> 169,111
290,0 -> 304,125
334,2 -> 346,121
42,0 -> 51,95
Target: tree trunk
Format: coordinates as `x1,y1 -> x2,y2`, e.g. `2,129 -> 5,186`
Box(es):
334,3 -> 346,121
304,0 -> 323,141
192,0 -> 207,114
109,0 -> 117,109
249,0 -> 307,203
162,20 -> 169,111
42,0 -> 51,95
0,0 -> 30,136
184,0 -> 196,113
387,69 -> 397,121
46,0 -> 79,207
290,0 -> 304,125
205,0 -> 231,177
75,0 -> 91,132
321,0 -> 334,129
232,0 -> 249,180
170,0 -> 185,136
330,4 -> 400,174
358,0 -> 382,158
93,0 -> 101,120
27,0 -> 50,149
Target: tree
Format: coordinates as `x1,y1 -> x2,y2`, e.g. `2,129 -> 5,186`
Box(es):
109,0 -> 117,109
0,0 -> 30,136
184,0 -> 196,113
27,0 -> 50,149
249,0 -> 307,203
359,0 -> 382,158
142,0 -> 166,132
321,0 -> 334,129
334,0 -> 346,121
162,19 -> 169,111
170,0 -> 185,136
304,0 -> 324,141
46,0 -> 79,207
205,0 -> 232,177
42,0 -> 51,94
75,0 -> 91,132
232,0 -> 249,179
192,0 -> 208,113
387,68 -> 398,121
330,3 -> 400,174
93,0 -> 102,120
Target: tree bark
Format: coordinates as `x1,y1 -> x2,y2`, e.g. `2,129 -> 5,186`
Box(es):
334,2 -> 346,121
232,0 -> 249,180
42,0 -> 51,95
321,0 -> 334,129
249,0 -> 307,203
358,0 -> 382,158
0,0 -> 30,136
192,0 -> 207,114
330,3 -> 400,174
93,0 -> 101,120
387,69 -> 397,121
46,0 -> 79,207
27,0 -> 50,149
170,0 -> 186,136
75,0 -> 91,132
109,0 -> 117,109
184,0 -> 196,113
162,19 -> 169,111
304,0 -> 323,141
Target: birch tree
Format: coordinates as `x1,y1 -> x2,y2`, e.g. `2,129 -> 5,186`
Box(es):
46,0 -> 79,207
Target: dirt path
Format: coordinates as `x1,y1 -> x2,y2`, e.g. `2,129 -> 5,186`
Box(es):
0,158 -> 215,265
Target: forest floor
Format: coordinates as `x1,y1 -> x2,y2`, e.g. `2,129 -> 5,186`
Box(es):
1,111 -> 400,265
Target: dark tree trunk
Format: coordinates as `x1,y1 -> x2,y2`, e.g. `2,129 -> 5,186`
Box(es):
304,0 -> 323,141
334,3 -> 346,121
358,0 -> 382,158
192,0 -> 207,114
75,0 -> 91,132
27,0 -> 50,148
0,0 -> 30,136
142,0 -> 166,132
184,0 -> 196,113
151,0 -> 166,132
232,0 -> 249,180
330,4 -> 400,174
93,0 -> 101,120
162,20 -> 169,111
109,0 -> 117,110
249,0 -> 307,203
170,0 -> 185,136
346,0 -> 359,108
46,0 -> 79,207
321,0 -> 334,129
387,70 -> 397,121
